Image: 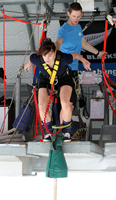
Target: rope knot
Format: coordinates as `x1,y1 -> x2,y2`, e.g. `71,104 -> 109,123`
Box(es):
19,64 -> 24,73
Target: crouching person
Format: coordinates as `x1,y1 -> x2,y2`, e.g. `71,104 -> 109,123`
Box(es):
24,38 -> 91,142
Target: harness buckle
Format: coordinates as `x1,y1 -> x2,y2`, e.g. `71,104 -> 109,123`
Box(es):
54,77 -> 58,85
66,68 -> 69,75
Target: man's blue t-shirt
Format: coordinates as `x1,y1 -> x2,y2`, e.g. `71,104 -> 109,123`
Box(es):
57,22 -> 84,71
30,51 -> 73,78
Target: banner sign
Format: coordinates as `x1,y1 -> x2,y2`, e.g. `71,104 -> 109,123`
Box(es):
79,21 -> 116,81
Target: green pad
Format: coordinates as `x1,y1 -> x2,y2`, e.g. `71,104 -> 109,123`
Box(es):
46,129 -> 68,178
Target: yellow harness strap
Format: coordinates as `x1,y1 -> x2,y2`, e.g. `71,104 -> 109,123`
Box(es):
50,60 -> 60,84
43,63 -> 52,76
40,52 -> 61,85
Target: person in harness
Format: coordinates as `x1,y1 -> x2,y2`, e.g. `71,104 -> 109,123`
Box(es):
24,38 -> 91,142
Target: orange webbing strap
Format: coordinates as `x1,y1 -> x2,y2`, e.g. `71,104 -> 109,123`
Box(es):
39,23 -> 46,48
102,20 -> 116,115
2,12 -> 41,26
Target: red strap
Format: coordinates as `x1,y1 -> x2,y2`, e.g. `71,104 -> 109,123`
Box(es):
103,69 -> 116,115
43,84 -> 62,135
35,114 -> 39,137
104,72 -> 116,85
101,20 -> 116,115
32,113 -> 36,138
33,87 -> 44,140
2,12 -> 41,25
39,23 -> 46,48
33,22 -> 46,79
55,98 -> 57,104
102,65 -> 116,102
1,12 -> 6,134
32,23 -> 46,139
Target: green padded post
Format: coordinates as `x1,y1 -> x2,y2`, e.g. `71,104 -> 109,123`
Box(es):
46,129 -> 68,178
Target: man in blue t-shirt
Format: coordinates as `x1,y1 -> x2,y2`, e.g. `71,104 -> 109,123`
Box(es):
55,2 -> 107,72
55,2 -> 107,138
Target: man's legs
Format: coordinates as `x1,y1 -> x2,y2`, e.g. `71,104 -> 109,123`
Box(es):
60,85 -> 72,142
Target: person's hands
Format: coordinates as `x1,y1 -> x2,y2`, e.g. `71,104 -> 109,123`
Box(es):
24,60 -> 31,71
98,51 -> 108,58
83,59 -> 91,71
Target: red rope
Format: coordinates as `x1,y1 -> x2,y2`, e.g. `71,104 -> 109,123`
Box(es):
2,12 -> 44,136
2,11 -> 61,136
33,87 -> 44,140
102,20 -> 116,115
105,73 -> 116,86
39,23 -> 46,48
2,12 -> 41,25
32,65 -> 38,138
1,12 -> 7,134
32,112 -> 36,138
32,22 -> 46,139
102,64 -> 116,115
103,71 -> 116,102
43,84 -> 62,136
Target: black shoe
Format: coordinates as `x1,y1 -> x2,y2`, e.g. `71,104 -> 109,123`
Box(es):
63,133 -> 71,142
43,134 -> 52,142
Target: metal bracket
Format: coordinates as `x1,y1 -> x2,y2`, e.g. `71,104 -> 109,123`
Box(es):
0,5 -> 4,11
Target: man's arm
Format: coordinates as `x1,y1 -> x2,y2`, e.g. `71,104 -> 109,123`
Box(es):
55,37 -> 63,50
70,52 -> 91,71
81,37 -> 107,57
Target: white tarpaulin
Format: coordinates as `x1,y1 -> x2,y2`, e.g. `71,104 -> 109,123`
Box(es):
77,0 -> 94,11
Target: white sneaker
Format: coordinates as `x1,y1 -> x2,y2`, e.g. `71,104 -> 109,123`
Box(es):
43,134 -> 52,142
63,133 -> 71,142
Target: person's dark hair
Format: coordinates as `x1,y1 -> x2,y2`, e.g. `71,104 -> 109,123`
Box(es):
68,2 -> 82,13
37,38 -> 56,56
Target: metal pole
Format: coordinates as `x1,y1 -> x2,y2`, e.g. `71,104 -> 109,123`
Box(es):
20,4 -> 35,52
15,74 -> 21,119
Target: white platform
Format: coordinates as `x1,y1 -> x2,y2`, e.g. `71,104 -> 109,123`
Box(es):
0,142 -> 116,175
0,155 -> 22,176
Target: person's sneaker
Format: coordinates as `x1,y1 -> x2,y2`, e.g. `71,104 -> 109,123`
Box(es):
63,133 -> 71,142
43,134 -> 52,142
